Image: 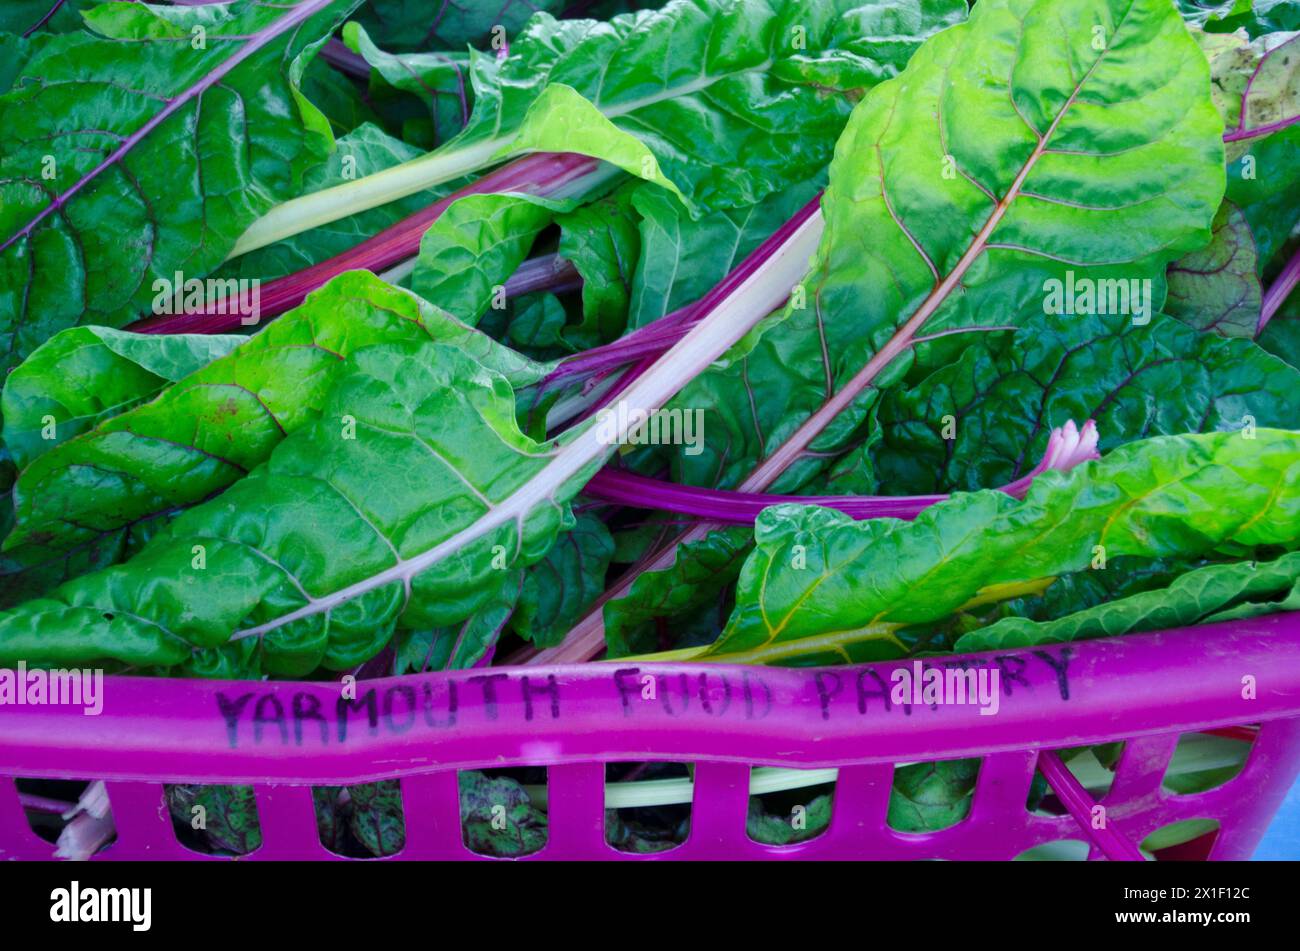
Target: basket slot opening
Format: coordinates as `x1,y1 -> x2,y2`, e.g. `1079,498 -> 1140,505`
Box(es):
15,778 -> 114,858
166,783 -> 263,857
604,761 -> 692,854
1160,729 -> 1256,796
745,765 -> 836,847
313,781 -> 406,858
1142,818 -> 1221,860
1031,743 -> 1125,815
459,767 -> 549,858
886,759 -> 980,835
1013,838 -> 1091,861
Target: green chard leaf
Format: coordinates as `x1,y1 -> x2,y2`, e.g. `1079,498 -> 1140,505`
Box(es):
0,272 -> 548,606
450,0 -> 969,211
393,570 -> 523,674
214,123 -> 455,284
165,783 -> 263,855
510,512 -> 615,649
605,524 -> 752,657
1179,0 -> 1300,36
239,0 -> 969,254
351,0 -> 569,53
955,550 -> 1300,653
409,192 -> 574,326
0,0 -> 102,35
459,771 -> 548,857
627,178 -> 822,330
868,310 -> 1299,494
747,792 -> 833,845
888,760 -> 980,833
0,330 -> 589,675
709,430 -> 1300,665
0,0 -> 361,370
1259,297 -> 1300,365
341,21 -> 473,150
1165,202 -> 1263,336
2,327 -> 244,469
658,0 -> 1225,495
595,0 -> 1232,654
554,186 -> 642,347
1225,126 -> 1300,271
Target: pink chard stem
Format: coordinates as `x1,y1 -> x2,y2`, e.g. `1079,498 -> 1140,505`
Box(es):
1260,245 -> 1300,335
583,420 -> 1100,523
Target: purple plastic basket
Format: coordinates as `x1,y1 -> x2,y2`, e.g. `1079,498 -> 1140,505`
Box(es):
2,613 -> 1298,860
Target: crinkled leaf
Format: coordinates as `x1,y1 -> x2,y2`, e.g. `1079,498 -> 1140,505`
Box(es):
869,311 -> 1298,494
627,179 -> 821,330
1,327 -> 243,469
165,783 -> 262,856
955,551 -> 1300,652
0,0 -> 360,370
344,780 -> 405,857
0,298 -> 591,677
394,569 -> 523,673
445,0 -> 968,213
711,430 -> 1300,665
660,0 -> 1225,496
554,186 -> 642,347
1166,202 -> 1263,335
605,524 -> 751,657
510,512 -> 614,648
5,272 -> 546,563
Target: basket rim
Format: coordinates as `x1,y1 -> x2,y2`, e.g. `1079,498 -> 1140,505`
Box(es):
1,612 -> 1297,785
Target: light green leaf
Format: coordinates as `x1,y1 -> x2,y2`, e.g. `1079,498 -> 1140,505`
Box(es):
1,327 -> 243,469
658,0 -> 1226,496
709,430 -> 1300,665
409,192 -> 572,326
215,123 -> 452,283
4,272 -> 548,565
239,0 -> 968,252
0,335 -> 594,675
